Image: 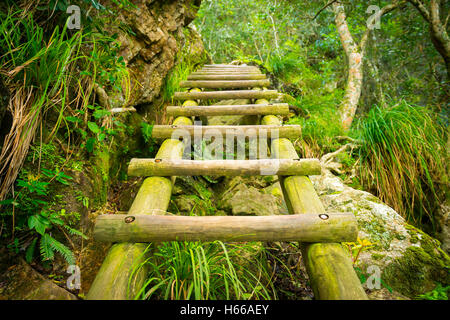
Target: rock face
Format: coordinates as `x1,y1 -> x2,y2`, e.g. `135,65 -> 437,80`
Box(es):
310,169 -> 450,299
0,254 -> 77,300
102,0 -> 206,108
217,176 -> 285,216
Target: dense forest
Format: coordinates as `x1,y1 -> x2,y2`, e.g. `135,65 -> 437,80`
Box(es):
0,0 -> 448,303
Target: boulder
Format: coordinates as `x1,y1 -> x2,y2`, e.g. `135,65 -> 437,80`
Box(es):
310,169 -> 450,299
217,176 -> 282,216
0,254 -> 77,300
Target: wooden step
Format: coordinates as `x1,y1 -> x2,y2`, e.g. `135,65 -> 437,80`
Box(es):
166,103 -> 289,117
173,89 -> 278,100
150,124 -> 301,139
192,71 -> 261,75
199,68 -> 259,72
204,64 -> 253,67
187,74 -> 267,80
93,213 -> 358,243
180,79 -> 270,89
128,158 -> 321,177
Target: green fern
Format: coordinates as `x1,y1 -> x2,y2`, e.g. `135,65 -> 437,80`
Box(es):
40,233 -> 75,265
40,234 -> 55,262
64,225 -> 89,240
25,238 -> 38,263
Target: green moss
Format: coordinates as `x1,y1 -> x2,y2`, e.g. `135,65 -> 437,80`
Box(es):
358,217 -> 393,250
90,147 -> 110,207
371,253 -> 386,260
383,227 -> 450,297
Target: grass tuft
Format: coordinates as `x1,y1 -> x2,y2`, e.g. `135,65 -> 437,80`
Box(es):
356,101 -> 448,230
132,241 -> 276,300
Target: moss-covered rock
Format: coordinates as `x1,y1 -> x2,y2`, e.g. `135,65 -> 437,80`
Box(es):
217,176 -> 282,216
310,169 -> 450,299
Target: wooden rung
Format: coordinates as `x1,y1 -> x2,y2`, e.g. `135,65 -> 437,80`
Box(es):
200,66 -> 258,68
203,64 -> 254,67
128,159 -> 321,177
187,74 -> 267,80
199,68 -> 259,72
166,103 -> 289,117
191,71 -> 261,75
150,124 -> 301,139
180,79 -> 270,89
173,90 -> 278,100
93,213 -> 358,243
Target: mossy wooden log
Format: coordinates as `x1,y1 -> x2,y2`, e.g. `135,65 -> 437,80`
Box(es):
187,74 -> 267,80
204,64 -> 252,67
191,72 -> 262,76
94,213 -> 358,243
128,158 -> 321,177
167,103 -> 289,117
86,116 -> 194,300
150,124 -> 301,139
201,64 -> 257,67
173,90 -> 278,101
200,66 -> 259,70
262,114 -> 368,300
199,66 -> 259,70
198,70 -> 260,74
191,70 -> 261,74
180,80 -> 270,89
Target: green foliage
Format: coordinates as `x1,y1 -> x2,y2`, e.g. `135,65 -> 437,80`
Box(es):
287,90 -> 344,156
356,101 -> 447,230
132,241 -> 276,300
160,51 -> 198,107
0,8 -> 84,143
417,283 -> 449,300
265,52 -> 301,81
140,122 -> 154,143
140,121 -> 158,155
0,144 -> 87,265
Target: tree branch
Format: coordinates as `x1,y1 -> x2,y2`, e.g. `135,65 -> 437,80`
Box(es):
312,0 -> 338,20
407,0 -> 431,22
360,1 -> 405,53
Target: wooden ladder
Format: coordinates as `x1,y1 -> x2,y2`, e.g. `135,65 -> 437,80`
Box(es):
87,64 -> 368,300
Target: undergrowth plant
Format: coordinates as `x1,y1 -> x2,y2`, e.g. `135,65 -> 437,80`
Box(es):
0,1 -> 132,266
416,283 -> 449,300
0,1 -> 132,200
356,101 -> 447,231
132,241 -> 276,300
0,144 -> 87,265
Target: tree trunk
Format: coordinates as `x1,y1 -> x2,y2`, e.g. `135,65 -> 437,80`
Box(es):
332,2 -> 364,131
429,0 -> 450,78
408,0 -> 450,78
332,1 -> 402,130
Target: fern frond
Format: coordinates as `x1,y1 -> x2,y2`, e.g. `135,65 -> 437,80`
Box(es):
26,238 -> 38,263
64,225 -> 89,240
46,235 -> 75,265
40,234 -> 54,261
